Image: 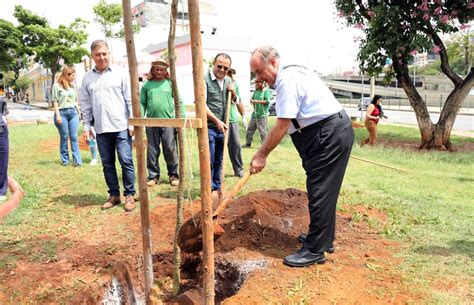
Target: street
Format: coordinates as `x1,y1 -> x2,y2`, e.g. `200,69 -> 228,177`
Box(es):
4,101 -> 473,132
6,101 -> 53,122
344,106 -> 473,132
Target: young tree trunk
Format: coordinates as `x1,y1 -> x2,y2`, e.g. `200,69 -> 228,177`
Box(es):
169,0 -> 185,296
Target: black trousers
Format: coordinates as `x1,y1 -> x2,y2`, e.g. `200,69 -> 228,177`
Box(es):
291,111 -> 354,253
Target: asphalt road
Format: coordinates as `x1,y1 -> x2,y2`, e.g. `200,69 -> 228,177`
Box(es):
5,101 -> 473,132
344,106 -> 473,132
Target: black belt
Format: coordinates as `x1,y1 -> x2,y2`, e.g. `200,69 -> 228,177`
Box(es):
291,111 -> 344,133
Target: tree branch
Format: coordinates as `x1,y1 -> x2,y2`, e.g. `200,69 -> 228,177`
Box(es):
425,23 -> 463,86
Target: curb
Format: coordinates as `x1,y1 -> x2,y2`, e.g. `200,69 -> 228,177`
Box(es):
0,177 -> 26,220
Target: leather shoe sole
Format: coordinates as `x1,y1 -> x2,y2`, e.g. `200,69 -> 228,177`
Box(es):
298,234 -> 335,254
283,248 -> 326,267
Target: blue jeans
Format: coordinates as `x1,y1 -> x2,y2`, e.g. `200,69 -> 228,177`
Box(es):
96,130 -> 135,197
54,108 -> 82,166
0,124 -> 8,196
208,128 -> 224,191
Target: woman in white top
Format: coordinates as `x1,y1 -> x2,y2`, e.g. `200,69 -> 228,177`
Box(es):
52,66 -> 82,166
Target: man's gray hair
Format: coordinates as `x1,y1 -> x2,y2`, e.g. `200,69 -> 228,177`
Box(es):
90,40 -> 109,52
251,46 -> 280,64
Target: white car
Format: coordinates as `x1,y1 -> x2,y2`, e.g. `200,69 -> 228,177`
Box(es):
358,97 -> 372,111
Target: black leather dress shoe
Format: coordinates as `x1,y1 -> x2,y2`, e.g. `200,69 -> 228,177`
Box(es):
283,247 -> 326,267
298,234 -> 335,253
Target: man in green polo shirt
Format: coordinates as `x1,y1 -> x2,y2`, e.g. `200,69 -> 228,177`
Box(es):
205,53 -> 238,193
226,68 -> 245,178
243,79 -> 271,147
140,60 -> 184,187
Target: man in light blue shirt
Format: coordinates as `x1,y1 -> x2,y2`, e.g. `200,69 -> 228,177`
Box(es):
80,40 -> 136,212
249,46 -> 354,267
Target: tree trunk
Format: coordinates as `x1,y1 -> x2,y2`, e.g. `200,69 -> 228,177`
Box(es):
168,0 -> 186,297
394,57 -> 474,151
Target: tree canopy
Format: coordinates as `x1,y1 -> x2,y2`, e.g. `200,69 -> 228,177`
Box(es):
0,19 -> 24,75
93,0 -> 140,40
12,5 -> 89,84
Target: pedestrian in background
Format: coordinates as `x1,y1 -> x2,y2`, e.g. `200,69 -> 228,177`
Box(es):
80,40 -> 136,212
0,95 -> 9,201
226,68 -> 245,177
243,79 -> 271,148
361,94 -> 387,146
140,60 -> 183,187
24,93 -> 31,110
249,46 -> 354,267
52,66 -> 83,167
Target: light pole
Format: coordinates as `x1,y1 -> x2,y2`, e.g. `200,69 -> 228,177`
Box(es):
413,53 -> 417,86
360,73 -> 364,120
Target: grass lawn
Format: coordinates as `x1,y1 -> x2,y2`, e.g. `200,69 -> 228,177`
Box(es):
1,120 -> 473,303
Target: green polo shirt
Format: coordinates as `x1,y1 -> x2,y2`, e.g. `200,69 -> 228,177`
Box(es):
229,82 -> 241,123
140,79 -> 185,119
205,72 -> 232,129
251,88 -> 271,118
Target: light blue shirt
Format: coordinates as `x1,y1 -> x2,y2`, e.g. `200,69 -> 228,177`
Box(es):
80,65 -> 132,134
275,63 -> 342,134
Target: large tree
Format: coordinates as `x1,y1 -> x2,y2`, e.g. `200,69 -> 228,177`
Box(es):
93,0 -> 140,40
335,0 -> 474,150
13,5 -> 89,87
0,19 -> 26,79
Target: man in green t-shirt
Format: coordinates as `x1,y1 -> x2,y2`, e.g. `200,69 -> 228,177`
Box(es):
140,60 -> 184,187
226,68 -> 245,177
243,80 -> 271,147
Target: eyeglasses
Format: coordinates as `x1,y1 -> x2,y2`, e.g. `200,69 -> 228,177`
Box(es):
216,64 -> 230,72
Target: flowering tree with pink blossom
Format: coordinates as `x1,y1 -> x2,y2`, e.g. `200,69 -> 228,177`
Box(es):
335,0 -> 473,150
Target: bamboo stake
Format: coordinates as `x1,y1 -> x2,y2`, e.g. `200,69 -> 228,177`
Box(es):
187,1 -> 215,303
350,155 -> 407,172
168,0 -> 185,296
220,91 -> 232,190
122,0 -> 154,302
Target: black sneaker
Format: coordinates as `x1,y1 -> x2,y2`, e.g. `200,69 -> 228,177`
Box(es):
241,144 -> 251,148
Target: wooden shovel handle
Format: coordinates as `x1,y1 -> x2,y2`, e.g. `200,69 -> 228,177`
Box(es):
212,171 -> 251,218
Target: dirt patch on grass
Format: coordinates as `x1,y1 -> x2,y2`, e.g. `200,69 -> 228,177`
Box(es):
40,138 -> 90,152
0,189 -> 424,303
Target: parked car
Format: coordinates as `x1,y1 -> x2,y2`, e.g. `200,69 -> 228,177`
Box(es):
268,100 -> 276,116
358,97 -> 372,111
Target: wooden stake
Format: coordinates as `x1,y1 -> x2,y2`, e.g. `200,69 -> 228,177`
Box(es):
187,1 -> 215,303
350,155 -> 407,172
122,0 -> 154,301
220,91 -> 232,190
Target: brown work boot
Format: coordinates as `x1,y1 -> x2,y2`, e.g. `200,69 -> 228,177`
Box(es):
101,195 -> 121,210
169,176 -> 179,187
147,178 -> 158,187
124,195 -> 136,212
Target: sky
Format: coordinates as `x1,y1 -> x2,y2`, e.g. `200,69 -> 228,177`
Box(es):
1,0 -> 360,75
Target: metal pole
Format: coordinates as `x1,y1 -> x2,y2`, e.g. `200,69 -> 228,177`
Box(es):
122,0 -> 154,302
188,1 -> 215,303
360,74 -> 364,120
413,54 -> 416,86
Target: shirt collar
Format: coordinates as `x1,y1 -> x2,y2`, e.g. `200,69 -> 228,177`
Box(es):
92,65 -> 112,74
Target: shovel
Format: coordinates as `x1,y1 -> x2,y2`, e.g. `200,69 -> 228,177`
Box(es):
177,171 -> 252,253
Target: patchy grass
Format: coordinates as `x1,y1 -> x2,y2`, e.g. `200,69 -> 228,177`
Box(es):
0,121 -> 473,303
